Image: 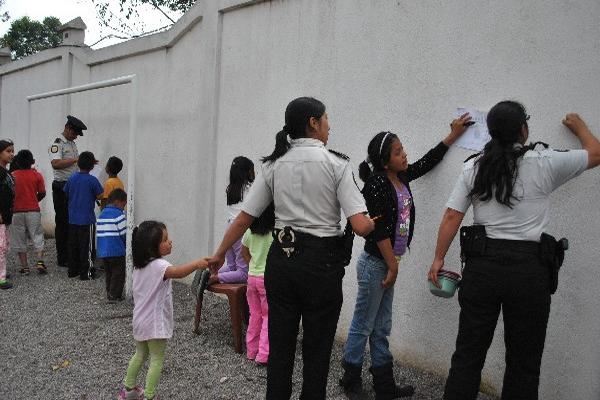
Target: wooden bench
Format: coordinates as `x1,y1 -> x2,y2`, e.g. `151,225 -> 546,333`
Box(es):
193,283 -> 249,354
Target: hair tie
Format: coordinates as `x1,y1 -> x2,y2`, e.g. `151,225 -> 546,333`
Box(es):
282,125 -> 291,135
364,156 -> 373,169
379,132 -> 391,157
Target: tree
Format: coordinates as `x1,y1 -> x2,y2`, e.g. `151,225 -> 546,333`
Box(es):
0,16 -> 62,60
91,0 -> 195,42
0,0 -> 9,23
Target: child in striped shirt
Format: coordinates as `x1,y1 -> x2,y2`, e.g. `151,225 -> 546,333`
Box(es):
97,188 -> 127,302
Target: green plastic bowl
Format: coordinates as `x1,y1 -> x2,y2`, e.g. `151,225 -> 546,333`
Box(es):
429,275 -> 459,298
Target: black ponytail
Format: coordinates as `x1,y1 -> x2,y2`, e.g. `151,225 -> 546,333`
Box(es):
469,100 -> 533,207
359,131 -> 398,182
132,221 -> 166,268
262,129 -> 291,164
262,97 -> 326,164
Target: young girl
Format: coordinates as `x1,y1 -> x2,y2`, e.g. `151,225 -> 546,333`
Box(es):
119,221 -> 208,400
10,149 -> 47,275
339,114 -> 471,399
196,157 -> 255,294
0,139 -> 15,290
240,202 -> 275,365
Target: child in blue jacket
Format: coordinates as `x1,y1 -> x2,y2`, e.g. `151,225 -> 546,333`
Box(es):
97,188 -> 127,301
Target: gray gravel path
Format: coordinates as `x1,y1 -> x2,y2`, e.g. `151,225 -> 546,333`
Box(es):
0,240 -> 496,400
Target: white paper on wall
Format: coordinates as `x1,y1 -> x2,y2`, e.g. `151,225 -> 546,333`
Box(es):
453,108 -> 490,152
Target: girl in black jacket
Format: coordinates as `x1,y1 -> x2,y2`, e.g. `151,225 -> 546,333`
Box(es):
0,139 -> 15,290
340,114 -> 471,399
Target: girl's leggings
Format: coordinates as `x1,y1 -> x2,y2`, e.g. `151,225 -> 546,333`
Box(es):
0,224 -> 9,281
124,339 -> 167,399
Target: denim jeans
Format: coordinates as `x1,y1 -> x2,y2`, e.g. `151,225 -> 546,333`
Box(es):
343,251 -> 394,368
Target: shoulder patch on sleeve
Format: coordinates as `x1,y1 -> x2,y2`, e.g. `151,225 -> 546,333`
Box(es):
50,145 -> 59,154
54,138 -> 62,143
328,149 -> 349,160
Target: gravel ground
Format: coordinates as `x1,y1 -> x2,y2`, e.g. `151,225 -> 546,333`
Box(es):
0,240 -> 496,400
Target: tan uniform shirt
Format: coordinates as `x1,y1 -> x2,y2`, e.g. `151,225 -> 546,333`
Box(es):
48,135 -> 78,182
447,146 -> 588,242
243,138 -> 367,237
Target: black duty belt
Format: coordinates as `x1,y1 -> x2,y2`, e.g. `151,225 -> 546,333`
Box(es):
484,238 -> 540,254
274,227 -> 340,258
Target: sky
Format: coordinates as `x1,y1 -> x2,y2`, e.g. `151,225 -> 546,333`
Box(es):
0,0 -> 181,48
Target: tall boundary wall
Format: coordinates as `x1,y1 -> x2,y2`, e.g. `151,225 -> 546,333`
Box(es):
1,1 -> 599,398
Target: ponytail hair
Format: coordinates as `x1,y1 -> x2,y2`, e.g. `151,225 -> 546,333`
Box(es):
469,100 -> 532,207
226,156 -> 254,205
132,220 -> 167,268
262,97 -> 326,163
358,131 -> 398,182
249,202 -> 275,235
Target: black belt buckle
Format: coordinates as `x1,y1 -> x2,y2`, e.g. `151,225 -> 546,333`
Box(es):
277,226 -> 296,258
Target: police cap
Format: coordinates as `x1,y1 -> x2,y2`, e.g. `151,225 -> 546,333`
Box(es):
66,115 -> 87,136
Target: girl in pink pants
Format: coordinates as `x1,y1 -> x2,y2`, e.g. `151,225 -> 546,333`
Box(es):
241,203 -> 274,365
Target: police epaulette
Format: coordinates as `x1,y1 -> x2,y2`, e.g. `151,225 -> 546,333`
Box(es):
328,149 -> 349,160
54,138 -> 62,143
464,152 -> 481,163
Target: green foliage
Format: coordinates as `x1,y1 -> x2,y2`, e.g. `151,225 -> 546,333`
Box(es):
0,16 -> 62,60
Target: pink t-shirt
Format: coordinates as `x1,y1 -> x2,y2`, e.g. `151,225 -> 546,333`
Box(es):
132,258 -> 173,341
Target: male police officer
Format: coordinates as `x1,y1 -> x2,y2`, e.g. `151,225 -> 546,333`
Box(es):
49,115 -> 86,267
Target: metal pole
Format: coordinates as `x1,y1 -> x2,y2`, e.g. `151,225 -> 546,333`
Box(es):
27,75 -> 135,102
125,76 -> 138,299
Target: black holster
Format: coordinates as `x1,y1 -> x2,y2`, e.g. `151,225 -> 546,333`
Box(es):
337,220 -> 355,267
459,225 -> 487,259
540,233 -> 568,294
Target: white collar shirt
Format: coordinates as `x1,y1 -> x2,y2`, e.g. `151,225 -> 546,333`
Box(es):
446,147 -> 588,242
242,138 -> 366,237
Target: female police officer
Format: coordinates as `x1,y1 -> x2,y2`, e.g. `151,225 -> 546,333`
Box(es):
209,97 -> 375,399
427,101 -> 600,400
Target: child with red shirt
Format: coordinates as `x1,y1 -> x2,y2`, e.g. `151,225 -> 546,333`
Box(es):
10,150 -> 46,274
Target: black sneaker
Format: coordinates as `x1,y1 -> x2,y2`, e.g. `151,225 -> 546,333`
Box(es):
35,261 -> 47,275
0,280 -> 13,290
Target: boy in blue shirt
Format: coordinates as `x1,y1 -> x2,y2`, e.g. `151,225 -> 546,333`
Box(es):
63,151 -> 103,280
96,188 -> 127,302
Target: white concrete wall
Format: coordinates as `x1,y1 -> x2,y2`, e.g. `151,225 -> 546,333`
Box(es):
1,1 -> 599,398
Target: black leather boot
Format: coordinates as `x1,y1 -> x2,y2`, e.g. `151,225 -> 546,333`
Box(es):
339,359 -> 363,394
369,362 -> 415,399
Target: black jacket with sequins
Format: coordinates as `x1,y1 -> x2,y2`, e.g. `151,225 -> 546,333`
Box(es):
362,141 -> 449,260
0,166 -> 14,225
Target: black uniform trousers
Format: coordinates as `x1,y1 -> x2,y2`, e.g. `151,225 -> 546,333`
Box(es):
52,180 -> 69,266
265,236 -> 345,400
68,224 -> 96,280
444,239 -> 551,400
104,256 -> 126,299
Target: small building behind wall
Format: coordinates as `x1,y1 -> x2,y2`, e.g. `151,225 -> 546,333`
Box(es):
1,1 -> 599,398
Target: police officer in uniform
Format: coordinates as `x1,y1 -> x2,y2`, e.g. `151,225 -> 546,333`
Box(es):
209,97 -> 375,399
427,101 -> 600,400
49,115 -> 86,267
